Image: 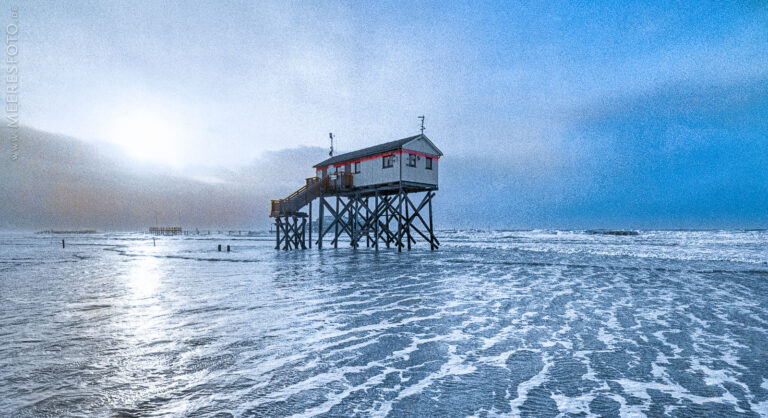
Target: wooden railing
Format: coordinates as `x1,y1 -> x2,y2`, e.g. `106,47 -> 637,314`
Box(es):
271,176 -> 332,217
270,172 -> 357,217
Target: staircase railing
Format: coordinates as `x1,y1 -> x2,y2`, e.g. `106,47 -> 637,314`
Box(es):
271,176 -> 332,217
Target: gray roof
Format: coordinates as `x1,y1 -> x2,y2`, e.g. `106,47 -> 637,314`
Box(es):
314,134 -> 442,168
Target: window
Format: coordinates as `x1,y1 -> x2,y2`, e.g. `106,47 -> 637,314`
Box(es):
345,163 -> 351,173
382,155 -> 394,169
354,161 -> 360,173
407,154 -> 417,167
426,157 -> 433,170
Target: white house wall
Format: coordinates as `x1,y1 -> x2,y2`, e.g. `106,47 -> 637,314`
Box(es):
315,142 -> 440,188
352,156 -> 400,187
401,154 -> 438,186
316,157 -> 400,188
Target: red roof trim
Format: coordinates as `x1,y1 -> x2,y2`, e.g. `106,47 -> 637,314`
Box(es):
315,149 -> 440,171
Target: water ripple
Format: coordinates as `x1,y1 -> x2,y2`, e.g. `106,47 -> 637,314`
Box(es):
0,230 -> 767,416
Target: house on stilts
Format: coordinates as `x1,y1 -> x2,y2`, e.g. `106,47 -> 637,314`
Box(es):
269,133 -> 443,251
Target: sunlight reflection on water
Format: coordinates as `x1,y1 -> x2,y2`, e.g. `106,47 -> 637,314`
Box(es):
127,253 -> 161,299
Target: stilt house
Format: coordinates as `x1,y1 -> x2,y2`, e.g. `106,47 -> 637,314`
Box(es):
270,133 -> 443,251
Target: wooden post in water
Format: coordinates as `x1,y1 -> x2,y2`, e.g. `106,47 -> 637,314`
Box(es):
405,193 -> 411,250
334,196 -> 339,249
275,218 -> 280,250
374,192 -> 379,251
397,190 -> 403,252
351,195 -> 356,248
429,192 -> 435,251
318,196 -> 324,249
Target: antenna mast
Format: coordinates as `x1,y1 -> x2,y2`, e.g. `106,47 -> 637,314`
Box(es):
329,132 -> 334,157
418,115 -> 425,135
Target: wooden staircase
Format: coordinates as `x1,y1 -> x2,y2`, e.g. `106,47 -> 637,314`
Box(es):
270,177 -> 323,217
270,172 -> 355,217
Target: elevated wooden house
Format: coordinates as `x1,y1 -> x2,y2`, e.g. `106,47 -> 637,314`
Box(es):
270,133 -> 443,251
314,134 -> 442,191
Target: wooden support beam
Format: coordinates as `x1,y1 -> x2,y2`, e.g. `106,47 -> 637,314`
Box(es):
404,191 -> 439,249
428,192 -> 435,250
275,218 -> 281,250
323,197 -> 355,246
318,196 -> 325,248
405,193 -> 412,250
271,187 -> 437,252
298,217 -> 307,249
351,194 -> 357,248
397,190 -> 403,252
308,200 -> 312,249
350,194 -> 378,248
374,192 -> 379,250
334,196 -> 340,249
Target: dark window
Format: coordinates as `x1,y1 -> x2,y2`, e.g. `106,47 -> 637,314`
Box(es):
407,154 -> 417,167
426,157 -> 433,170
382,155 -> 393,169
354,161 -> 360,173
345,163 -> 351,173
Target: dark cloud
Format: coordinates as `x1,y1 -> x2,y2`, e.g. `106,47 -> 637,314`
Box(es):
0,127 -> 326,231
439,79 -> 768,229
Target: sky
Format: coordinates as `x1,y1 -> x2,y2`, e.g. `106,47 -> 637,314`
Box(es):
3,0 -> 768,229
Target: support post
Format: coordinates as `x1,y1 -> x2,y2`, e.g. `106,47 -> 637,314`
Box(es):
309,200 -> 312,249
405,193 -> 412,250
429,192 -> 435,251
351,194 -> 358,248
397,189 -> 403,252
365,197 -> 370,248
334,196 -> 339,249
374,192 -> 379,251
318,196 -> 324,249
274,219 -> 280,250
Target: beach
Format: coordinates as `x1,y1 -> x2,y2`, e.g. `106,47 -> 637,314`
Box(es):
1,230 -> 767,416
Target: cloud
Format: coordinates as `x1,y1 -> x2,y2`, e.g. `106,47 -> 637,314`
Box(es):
0,126 -> 326,230
3,76 -> 768,234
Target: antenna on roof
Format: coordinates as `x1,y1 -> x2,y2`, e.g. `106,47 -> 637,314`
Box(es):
418,115 -> 425,135
329,132 -> 334,157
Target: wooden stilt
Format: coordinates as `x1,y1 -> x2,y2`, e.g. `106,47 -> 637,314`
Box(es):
334,196 -> 339,249
397,189 -> 403,252
308,200 -> 312,249
428,192 -> 435,250
272,186 -> 437,251
275,218 -> 281,250
318,196 -> 324,249
405,193 -> 412,250
374,192 -> 379,251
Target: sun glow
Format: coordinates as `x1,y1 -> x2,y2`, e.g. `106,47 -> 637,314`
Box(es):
106,107 -> 187,166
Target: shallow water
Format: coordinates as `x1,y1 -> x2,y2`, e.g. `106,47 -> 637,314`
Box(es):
1,230 -> 767,416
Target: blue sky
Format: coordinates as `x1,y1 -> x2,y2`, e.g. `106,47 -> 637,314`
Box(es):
12,0 -> 768,228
